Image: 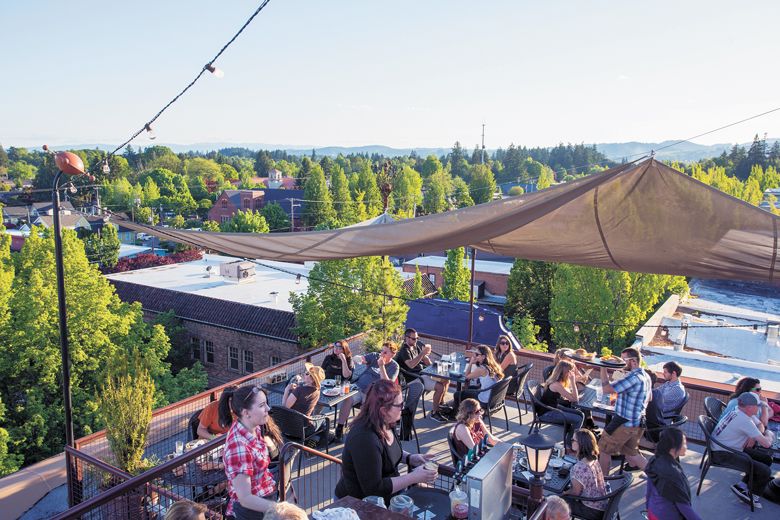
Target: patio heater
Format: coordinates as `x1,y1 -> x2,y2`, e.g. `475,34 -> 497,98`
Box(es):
49,149 -> 94,506
521,426 -> 555,516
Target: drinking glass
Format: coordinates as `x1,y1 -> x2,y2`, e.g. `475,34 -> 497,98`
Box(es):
335,375 -> 341,386
175,441 -> 184,456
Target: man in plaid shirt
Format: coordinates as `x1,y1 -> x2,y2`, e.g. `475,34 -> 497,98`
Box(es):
597,347 -> 652,474
222,386 -> 277,519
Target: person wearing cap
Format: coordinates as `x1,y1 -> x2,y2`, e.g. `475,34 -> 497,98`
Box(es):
284,363 -> 324,417
712,392 -> 775,506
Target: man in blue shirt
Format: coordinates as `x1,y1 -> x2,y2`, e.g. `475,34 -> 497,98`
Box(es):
655,361 -> 686,415
598,347 -> 652,474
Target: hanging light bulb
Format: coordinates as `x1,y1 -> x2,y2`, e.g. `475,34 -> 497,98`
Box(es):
205,63 -> 224,78
144,123 -> 157,140
296,274 -> 302,285
573,323 -> 580,333
102,159 -> 111,174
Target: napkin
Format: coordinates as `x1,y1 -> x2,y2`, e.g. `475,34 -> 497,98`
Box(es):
312,507 -> 360,520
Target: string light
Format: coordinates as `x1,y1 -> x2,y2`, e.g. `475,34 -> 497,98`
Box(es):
144,123 -> 156,140
205,63 -> 224,78
102,159 -> 111,174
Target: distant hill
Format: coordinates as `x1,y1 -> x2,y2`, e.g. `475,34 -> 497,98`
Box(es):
48,139 -> 777,162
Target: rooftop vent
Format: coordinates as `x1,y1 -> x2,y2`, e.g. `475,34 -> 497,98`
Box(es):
219,261 -> 255,283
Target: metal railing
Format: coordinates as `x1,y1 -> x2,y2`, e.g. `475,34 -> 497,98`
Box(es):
278,442 -> 343,514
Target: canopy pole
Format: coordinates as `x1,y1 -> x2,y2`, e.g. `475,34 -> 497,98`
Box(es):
467,247 -> 477,347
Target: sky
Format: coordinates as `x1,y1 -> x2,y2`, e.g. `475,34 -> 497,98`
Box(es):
2,0 -> 780,151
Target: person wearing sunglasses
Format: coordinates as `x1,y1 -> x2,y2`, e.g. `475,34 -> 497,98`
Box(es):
494,335 -> 518,377
719,377 -> 773,430
220,386 -> 277,519
449,398 -> 497,459
335,379 -> 438,505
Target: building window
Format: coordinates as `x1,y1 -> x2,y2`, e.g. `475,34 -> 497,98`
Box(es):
221,215 -> 231,223
427,273 -> 436,284
191,337 -> 201,361
204,340 -> 215,364
229,346 -> 239,372
270,355 -> 282,366
243,350 -> 254,374
221,199 -> 227,208
243,199 -> 250,209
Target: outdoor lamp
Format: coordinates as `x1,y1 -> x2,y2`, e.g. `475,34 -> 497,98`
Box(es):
521,427 -> 554,516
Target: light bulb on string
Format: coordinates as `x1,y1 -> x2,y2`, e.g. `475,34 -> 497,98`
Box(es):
144,123 -> 156,140
102,159 -> 111,174
205,63 -> 224,78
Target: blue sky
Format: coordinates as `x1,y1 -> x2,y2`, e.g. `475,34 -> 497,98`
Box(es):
2,1 -> 779,149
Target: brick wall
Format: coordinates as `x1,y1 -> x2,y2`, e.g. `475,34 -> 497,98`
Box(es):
402,265 -> 509,296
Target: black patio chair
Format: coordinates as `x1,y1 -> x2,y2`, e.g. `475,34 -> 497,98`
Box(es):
480,376 -> 512,433
643,415 -> 688,445
542,364 -> 555,383
398,365 -> 433,418
506,363 -> 533,419
704,396 -> 726,421
564,472 -> 633,520
447,429 -> 465,467
270,406 -> 330,457
525,379 -> 581,447
187,409 -> 203,441
271,442 -> 300,503
697,415 -> 757,512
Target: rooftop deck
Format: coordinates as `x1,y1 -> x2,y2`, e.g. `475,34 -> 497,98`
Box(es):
16,335 -> 780,519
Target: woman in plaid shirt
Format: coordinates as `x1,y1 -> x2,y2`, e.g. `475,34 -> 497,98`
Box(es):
221,386 -> 277,519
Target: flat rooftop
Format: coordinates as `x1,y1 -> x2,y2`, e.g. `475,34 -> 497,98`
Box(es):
105,253 -> 310,312
404,255 -> 513,275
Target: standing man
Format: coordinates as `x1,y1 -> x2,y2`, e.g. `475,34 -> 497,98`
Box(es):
395,328 -> 450,424
334,341 -> 400,442
597,347 -> 652,474
712,392 -> 775,507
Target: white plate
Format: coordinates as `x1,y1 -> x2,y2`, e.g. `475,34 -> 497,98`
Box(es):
549,459 -> 564,469
323,388 -> 341,397
322,379 -> 336,387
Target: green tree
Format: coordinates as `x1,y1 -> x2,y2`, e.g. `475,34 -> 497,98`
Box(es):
303,164 -> 336,228
410,265 -> 426,299
505,260 -> 557,345
510,314 -> 548,353
361,256 -> 409,349
549,265 -> 688,351
422,170 -> 451,214
142,178 -> 161,208
469,164 -> 497,204
355,164 -> 383,217
441,248 -> 471,301
260,202 -> 291,232
0,144 -> 8,171
135,206 -> 159,225
169,215 -> 186,229
420,155 -> 443,178
98,350 -> 155,474
536,167 -> 555,190
392,166 -> 423,218
7,161 -> 36,181
451,177 -> 474,208
330,166 -> 358,225
508,186 -> 524,196
221,209 -> 269,233
202,220 -> 220,232
0,398 -> 21,477
448,142 -> 470,180
83,224 -> 121,269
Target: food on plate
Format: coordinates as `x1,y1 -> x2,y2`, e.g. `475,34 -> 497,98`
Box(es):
600,355 -> 623,363
574,348 -> 587,356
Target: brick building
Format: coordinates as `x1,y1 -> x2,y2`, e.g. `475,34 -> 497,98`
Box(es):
402,256 -> 512,297
207,188 -> 304,230
106,254 -> 311,387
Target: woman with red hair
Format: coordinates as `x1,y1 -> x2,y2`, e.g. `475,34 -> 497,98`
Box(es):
334,379 -> 438,504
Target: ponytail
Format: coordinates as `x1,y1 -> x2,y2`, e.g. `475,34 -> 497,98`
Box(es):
218,385 -> 239,429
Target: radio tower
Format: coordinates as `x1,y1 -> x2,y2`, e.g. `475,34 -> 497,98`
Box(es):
481,123 -> 486,164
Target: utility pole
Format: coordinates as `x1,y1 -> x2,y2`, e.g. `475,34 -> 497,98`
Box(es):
287,198 -> 301,231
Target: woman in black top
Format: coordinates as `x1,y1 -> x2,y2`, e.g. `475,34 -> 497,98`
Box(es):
538,360 -> 584,433
645,429 -> 702,520
334,379 -> 438,503
320,340 -> 354,381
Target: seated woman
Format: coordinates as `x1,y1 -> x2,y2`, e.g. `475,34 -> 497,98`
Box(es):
221,386 -> 278,519
282,363 -> 327,440
564,429 -> 608,520
645,429 -> 702,520
538,360 -> 585,434
719,377 -> 773,429
320,339 -> 355,381
198,385 -> 238,440
449,398 -> 498,459
494,335 -> 518,379
453,345 -> 504,408
543,348 -> 592,384
334,379 -> 438,504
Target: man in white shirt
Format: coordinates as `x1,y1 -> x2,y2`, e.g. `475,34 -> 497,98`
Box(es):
712,392 -> 775,506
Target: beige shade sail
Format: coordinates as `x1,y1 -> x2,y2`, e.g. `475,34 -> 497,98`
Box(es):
117,159 -> 779,282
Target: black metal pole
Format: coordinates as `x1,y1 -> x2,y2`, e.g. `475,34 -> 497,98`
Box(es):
53,170 -> 75,506
527,475 -> 545,517
467,247 -> 477,348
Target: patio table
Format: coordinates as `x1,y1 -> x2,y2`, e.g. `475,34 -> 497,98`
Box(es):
513,456 -> 572,494
317,495 -> 410,519
262,381 -> 358,425
420,362 -> 468,395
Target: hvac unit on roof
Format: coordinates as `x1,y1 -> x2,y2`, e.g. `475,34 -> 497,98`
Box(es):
219,261 -> 256,283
